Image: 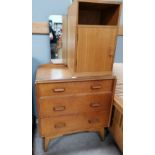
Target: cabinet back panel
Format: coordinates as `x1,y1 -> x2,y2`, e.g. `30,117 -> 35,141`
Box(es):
78,2 -> 120,25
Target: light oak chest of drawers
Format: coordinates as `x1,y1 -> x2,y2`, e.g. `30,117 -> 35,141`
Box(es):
35,65 -> 116,151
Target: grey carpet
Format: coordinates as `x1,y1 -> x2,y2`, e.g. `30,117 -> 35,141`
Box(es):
34,126 -> 122,155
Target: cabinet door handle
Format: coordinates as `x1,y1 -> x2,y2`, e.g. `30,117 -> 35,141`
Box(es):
88,118 -> 100,124
109,52 -> 114,57
53,106 -> 65,112
53,88 -> 65,93
54,122 -> 66,129
90,103 -> 101,108
109,47 -> 114,57
91,85 -> 102,90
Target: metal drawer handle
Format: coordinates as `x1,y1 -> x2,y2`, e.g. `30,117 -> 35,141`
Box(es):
53,88 -> 65,93
53,106 -> 65,112
54,122 -> 66,129
88,118 -> 100,124
91,85 -> 102,90
90,103 -> 101,108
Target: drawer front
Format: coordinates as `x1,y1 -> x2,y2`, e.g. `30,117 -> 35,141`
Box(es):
37,79 -> 114,97
40,111 -> 110,137
39,93 -> 112,118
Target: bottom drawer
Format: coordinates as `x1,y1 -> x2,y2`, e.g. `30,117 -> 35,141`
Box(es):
39,111 -> 110,137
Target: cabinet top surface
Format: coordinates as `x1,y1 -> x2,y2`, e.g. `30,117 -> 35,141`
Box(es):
73,0 -> 122,4
35,64 -> 115,84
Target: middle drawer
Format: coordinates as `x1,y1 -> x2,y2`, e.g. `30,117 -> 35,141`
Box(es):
39,92 -> 112,118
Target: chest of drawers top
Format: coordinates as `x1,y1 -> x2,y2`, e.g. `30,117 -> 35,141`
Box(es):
35,64 -> 116,84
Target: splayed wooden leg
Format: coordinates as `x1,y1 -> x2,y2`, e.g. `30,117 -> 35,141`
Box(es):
98,128 -> 105,141
44,137 -> 50,152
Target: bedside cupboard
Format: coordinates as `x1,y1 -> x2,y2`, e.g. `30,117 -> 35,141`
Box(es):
68,0 -> 122,74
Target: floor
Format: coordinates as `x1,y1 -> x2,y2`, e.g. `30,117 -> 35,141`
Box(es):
33,126 -> 122,155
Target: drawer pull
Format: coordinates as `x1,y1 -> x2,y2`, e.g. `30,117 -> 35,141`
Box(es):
90,103 -> 101,108
53,88 -> 65,93
88,118 -> 100,124
91,85 -> 102,90
54,122 -> 66,129
53,106 -> 65,112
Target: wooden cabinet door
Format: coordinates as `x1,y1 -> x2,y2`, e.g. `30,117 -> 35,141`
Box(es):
76,26 -> 118,73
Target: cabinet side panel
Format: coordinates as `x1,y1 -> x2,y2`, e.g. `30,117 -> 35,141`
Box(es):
67,1 -> 78,72
62,16 -> 68,65
109,107 -> 123,152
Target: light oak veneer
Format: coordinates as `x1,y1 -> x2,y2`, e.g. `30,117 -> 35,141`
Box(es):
35,66 -> 116,151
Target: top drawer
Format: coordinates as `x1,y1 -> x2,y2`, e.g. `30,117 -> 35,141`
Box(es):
36,79 -> 114,97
